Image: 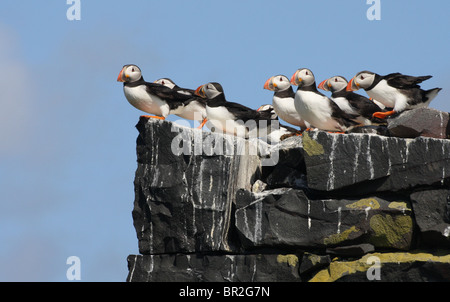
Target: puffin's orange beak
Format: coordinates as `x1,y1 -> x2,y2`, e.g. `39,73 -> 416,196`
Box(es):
318,79 -> 327,91
290,72 -> 297,85
117,68 -> 125,82
347,78 -> 357,91
195,85 -> 206,98
263,77 -> 272,90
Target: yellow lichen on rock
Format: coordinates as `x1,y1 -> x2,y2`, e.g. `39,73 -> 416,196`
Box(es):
323,226 -> 359,245
309,252 -> 450,282
388,202 -> 411,212
277,254 -> 299,267
306,253 -> 324,266
369,214 -> 413,249
346,198 -> 380,210
302,132 -> 324,156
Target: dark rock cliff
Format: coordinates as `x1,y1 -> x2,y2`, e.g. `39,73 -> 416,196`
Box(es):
127,108 -> 450,282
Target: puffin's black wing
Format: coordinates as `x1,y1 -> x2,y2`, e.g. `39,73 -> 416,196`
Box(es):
385,73 -> 432,89
143,82 -> 186,109
144,82 -> 182,100
344,92 -> 383,118
328,99 -> 360,127
223,101 -> 262,122
172,87 -> 207,106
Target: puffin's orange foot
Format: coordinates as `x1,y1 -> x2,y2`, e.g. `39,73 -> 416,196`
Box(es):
328,131 -> 345,134
140,115 -> 165,120
372,110 -> 395,119
197,118 -> 207,129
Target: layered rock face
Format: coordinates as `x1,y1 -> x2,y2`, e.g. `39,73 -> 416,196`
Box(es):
127,108 -> 450,282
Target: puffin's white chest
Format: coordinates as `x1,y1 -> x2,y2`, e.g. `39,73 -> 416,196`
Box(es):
206,105 -> 240,135
366,80 -> 406,110
294,90 -> 342,131
332,97 -> 357,115
295,91 -> 330,119
123,85 -> 169,117
272,96 -> 305,127
172,101 -> 206,122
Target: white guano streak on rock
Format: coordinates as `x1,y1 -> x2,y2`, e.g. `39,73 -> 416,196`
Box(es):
366,135 -> 375,180
129,255 -> 137,281
225,255 -> 235,281
146,195 -> 154,255
353,136 -> 362,183
308,199 -> 311,230
198,160 -> 204,205
255,200 -> 263,244
184,153 -> 197,237
182,192 -> 190,248
337,206 -> 342,234
241,199 -> 263,244
327,135 -> 338,191
365,207 -> 371,220
242,206 -> 251,242
380,136 -> 391,176
251,258 -> 257,281
442,142 -> 447,184
405,139 -> 410,163
150,124 -> 161,187
148,255 -> 154,275
209,173 -> 213,192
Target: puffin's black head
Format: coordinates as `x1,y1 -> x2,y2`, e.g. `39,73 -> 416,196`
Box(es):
263,75 -> 291,92
290,68 -> 316,87
347,70 -> 377,91
318,76 -> 348,93
195,82 -> 224,99
117,64 -> 143,83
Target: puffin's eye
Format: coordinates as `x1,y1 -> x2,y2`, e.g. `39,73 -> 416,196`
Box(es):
279,77 -> 283,81
334,78 -> 338,82
305,71 -> 309,75
131,68 -> 135,72
360,75 -> 365,80
162,80 -> 165,85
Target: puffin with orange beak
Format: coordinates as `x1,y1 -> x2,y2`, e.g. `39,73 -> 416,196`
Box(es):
263,75 -> 309,131
194,82 -> 296,141
290,68 -> 359,132
154,78 -> 207,128
194,82 -> 274,136
346,71 -> 442,119
318,75 -> 385,125
117,64 -> 183,120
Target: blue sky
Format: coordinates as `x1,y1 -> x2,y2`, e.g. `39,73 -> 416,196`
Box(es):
0,0 -> 449,281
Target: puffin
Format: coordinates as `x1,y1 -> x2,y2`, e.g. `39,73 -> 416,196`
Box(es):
117,64 -> 184,119
255,104 -> 303,141
290,68 -> 360,132
318,75 -> 385,125
154,78 -> 207,127
194,82 -> 295,140
346,71 -> 442,119
263,75 -> 309,130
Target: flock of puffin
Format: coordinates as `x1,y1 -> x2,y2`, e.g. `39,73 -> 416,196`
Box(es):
117,64 -> 442,141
